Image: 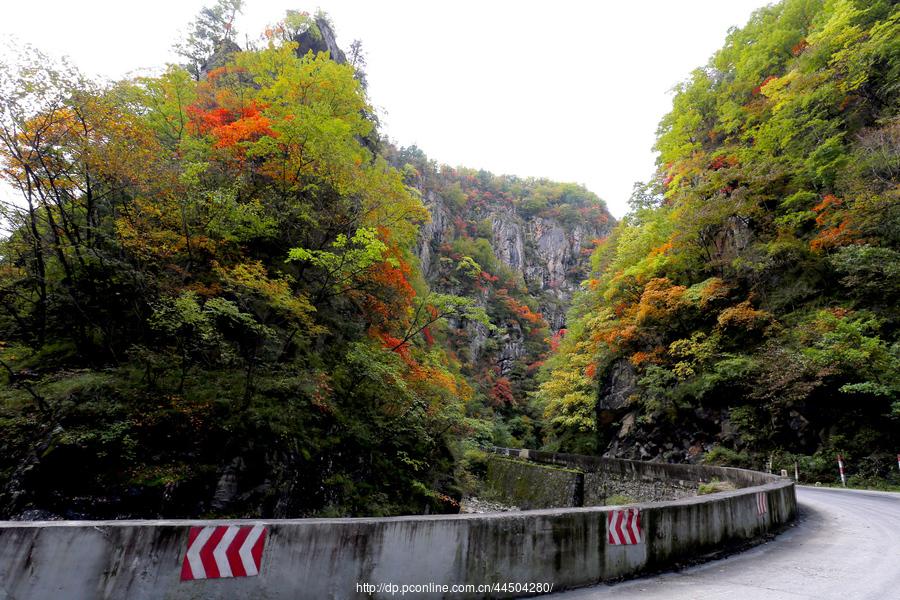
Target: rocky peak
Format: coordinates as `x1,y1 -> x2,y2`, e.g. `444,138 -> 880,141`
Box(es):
294,17 -> 347,64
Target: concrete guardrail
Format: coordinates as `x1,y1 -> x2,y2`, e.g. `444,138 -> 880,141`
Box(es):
0,448 -> 796,599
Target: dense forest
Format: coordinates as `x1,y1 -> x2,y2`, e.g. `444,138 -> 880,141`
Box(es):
0,7 -> 470,518
537,0 -> 899,484
0,0 -> 897,521
0,4 -> 611,518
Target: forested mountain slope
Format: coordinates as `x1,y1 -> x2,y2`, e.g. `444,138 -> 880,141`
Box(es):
0,6 -> 610,518
538,0 -> 899,483
391,146 -> 613,447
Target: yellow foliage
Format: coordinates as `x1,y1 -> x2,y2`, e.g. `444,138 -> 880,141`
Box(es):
215,261 -> 325,336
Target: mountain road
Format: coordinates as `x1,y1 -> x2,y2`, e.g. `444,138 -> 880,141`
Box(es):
539,486 -> 900,600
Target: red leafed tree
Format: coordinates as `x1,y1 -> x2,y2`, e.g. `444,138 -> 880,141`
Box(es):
490,376 -> 516,407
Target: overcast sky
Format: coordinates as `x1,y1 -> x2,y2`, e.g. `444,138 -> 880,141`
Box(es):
1,0 -> 772,217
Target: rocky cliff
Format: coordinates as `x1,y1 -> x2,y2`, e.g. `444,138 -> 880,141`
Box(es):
388,146 -> 614,439
418,195 -> 611,333
411,167 -> 614,334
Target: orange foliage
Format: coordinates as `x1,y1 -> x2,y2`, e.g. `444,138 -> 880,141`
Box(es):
186,105 -> 231,133
504,296 -> 545,326
709,154 -> 738,170
810,218 -> 856,251
717,301 -> 772,332
595,324 -> 637,351
187,100 -> 276,150
699,277 -> 730,309
648,239 -> 674,257
629,346 -> 665,367
635,278 -> 687,324
810,195 -> 859,251
791,39 -> 809,56
310,372 -> 334,414
612,301 -> 629,318
183,281 -> 223,298
409,364 -> 459,401
212,113 -> 276,149
362,230 -> 417,327
813,194 -> 842,223
371,328 -> 414,365
480,271 -> 499,283
526,360 -> 544,373
585,363 -> 597,379
828,307 -> 852,319
363,259 -> 415,327
206,65 -> 248,81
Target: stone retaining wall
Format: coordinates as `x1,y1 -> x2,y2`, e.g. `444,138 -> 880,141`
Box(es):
482,453 -> 695,508
483,456 -> 584,509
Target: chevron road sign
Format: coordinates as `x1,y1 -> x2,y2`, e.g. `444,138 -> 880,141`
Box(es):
607,508 -> 642,545
756,492 -> 768,516
180,524 -> 267,581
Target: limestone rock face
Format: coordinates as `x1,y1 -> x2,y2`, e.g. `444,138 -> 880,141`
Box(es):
598,359 -> 638,413
199,39 -> 242,78
415,190 -> 451,278
523,216 -> 605,330
197,16 -> 347,81
294,17 -> 347,64
490,210 -> 527,274
711,215 -> 752,262
417,193 -> 612,334
413,187 -> 613,374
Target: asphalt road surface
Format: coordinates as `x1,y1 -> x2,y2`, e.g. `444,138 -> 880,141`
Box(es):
540,486 -> 900,600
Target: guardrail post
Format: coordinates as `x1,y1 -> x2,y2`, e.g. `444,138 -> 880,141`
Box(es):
837,454 -> 846,487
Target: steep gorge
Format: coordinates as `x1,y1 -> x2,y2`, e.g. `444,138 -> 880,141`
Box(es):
388,146 -> 614,446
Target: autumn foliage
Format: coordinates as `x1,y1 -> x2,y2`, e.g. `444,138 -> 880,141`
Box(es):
537,0 -> 900,462
0,11 -> 478,519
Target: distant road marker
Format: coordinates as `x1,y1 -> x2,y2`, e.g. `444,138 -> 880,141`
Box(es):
837,454 -> 847,487
756,492 -> 768,516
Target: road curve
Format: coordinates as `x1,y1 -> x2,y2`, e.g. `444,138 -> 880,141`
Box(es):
538,486 -> 900,600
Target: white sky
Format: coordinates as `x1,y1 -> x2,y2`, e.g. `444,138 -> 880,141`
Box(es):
1,0 -> 772,217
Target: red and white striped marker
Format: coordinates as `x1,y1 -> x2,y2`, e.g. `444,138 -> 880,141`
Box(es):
180,524 -> 267,581
837,454 -> 846,487
607,508 -> 642,545
756,492 -> 768,516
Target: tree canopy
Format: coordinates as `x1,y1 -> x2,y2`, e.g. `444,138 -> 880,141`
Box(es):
536,0 -> 899,482
0,12 -> 485,518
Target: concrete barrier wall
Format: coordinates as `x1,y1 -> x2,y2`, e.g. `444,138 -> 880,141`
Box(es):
0,450 -> 796,600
